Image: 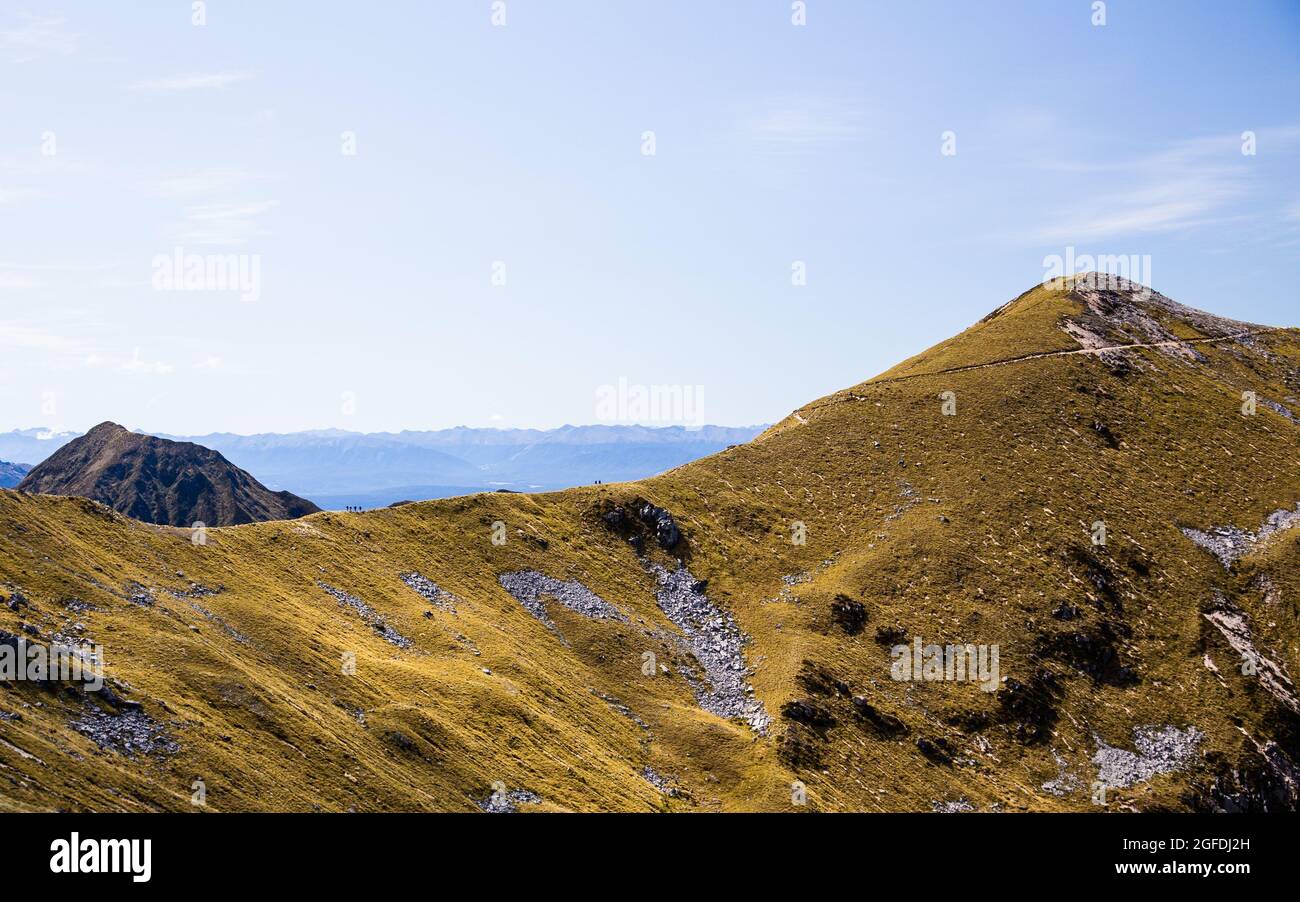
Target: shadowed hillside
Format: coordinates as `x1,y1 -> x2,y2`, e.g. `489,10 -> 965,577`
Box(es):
1,276 -> 1297,813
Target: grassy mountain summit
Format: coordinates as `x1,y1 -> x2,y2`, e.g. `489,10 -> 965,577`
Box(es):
17,422 -> 319,527
1,275 -> 1297,812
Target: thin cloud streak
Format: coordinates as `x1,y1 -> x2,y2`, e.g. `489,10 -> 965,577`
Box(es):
0,13 -> 78,61
172,200 -> 278,246
130,71 -> 254,93
1027,127 -> 1299,245
738,96 -> 867,153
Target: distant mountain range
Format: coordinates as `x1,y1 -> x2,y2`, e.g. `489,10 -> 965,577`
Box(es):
0,424 -> 763,508
17,422 -> 320,526
0,460 -> 30,488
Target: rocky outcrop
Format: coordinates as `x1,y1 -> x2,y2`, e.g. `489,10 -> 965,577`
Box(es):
1202,592 -> 1299,714
599,499 -> 684,555
1181,502 -> 1300,569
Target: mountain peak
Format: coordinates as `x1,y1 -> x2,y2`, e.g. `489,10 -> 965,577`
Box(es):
17,427 -> 319,526
858,276 -> 1282,388
86,421 -> 129,434
81,421 -> 133,443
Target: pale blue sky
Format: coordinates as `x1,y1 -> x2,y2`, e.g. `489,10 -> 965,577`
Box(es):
2,0 -> 1298,435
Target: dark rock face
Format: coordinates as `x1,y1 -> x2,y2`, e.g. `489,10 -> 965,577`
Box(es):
598,498 -> 685,554
778,726 -> 824,770
781,699 -> 837,731
851,696 -> 909,738
1092,419 -> 1121,449
1052,602 -> 1080,621
916,736 -> 955,765
831,594 -> 867,634
797,660 -> 851,698
874,625 -> 907,646
778,693 -> 838,771
997,671 -> 1062,744
638,503 -> 681,550
1037,622 -> 1138,687
17,422 -> 319,526
1189,741 -> 1300,813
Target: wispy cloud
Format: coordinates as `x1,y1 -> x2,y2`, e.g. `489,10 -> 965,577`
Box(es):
0,260 -> 115,291
1037,174 -> 1244,243
151,167 -> 261,200
739,96 -> 866,152
0,314 -> 163,381
0,310 -> 177,381
173,200 -> 277,246
0,320 -> 78,350
0,185 -> 45,204
130,71 -> 254,93
1029,126 -> 1300,244
0,13 -> 78,62
147,168 -> 275,247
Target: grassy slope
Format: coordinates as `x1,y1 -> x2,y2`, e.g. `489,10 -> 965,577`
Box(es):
1,278 -> 1298,812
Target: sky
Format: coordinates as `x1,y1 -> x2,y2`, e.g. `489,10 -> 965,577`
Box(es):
1,0 -> 1298,435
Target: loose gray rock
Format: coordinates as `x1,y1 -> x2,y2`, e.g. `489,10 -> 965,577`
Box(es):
125,582 -> 154,608
71,705 -> 178,757
1093,724 -> 1203,789
651,564 -> 770,734
642,767 -> 678,796
477,788 -> 542,813
592,690 -> 650,730
1203,593 -> 1299,714
181,599 -> 250,644
498,571 -> 627,630
399,572 -> 459,614
1181,502 -> 1300,568
1261,398 -> 1298,424
931,798 -> 976,812
1042,750 -> 1084,797
317,582 -> 411,648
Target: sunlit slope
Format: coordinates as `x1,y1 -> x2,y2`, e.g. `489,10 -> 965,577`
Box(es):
2,275 -> 1298,812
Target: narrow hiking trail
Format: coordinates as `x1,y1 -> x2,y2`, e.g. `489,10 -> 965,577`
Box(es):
781,328 -> 1285,422
869,328 -> 1277,385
